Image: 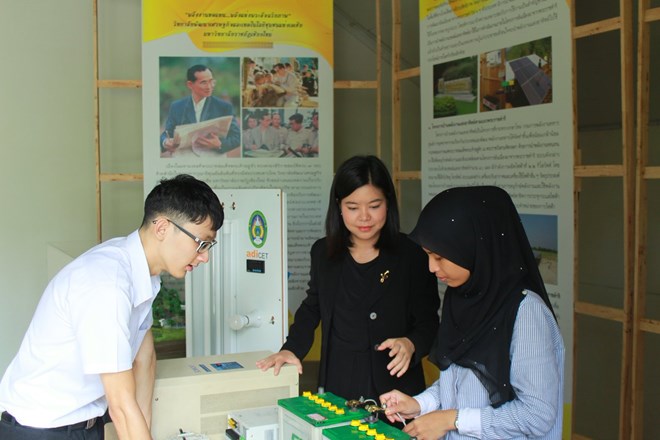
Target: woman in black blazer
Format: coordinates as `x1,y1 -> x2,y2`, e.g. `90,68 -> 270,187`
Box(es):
257,155 -> 439,402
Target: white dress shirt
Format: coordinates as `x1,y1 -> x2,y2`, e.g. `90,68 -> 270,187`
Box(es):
0,230 -> 161,428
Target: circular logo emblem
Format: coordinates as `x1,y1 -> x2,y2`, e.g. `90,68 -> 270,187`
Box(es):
248,210 -> 267,248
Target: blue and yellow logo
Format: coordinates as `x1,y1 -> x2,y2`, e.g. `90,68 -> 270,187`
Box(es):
248,210 -> 267,248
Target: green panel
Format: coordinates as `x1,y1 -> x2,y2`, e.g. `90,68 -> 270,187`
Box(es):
643,332 -> 660,439
323,420 -> 410,440
646,180 -> 660,321
649,22 -> 660,167
100,180 -> 144,241
575,31 -> 621,129
99,88 -> 143,175
573,315 -> 622,439
278,392 -> 370,427
577,178 -> 625,309
574,0 -> 619,27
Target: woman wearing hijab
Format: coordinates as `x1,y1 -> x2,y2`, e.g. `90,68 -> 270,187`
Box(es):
257,155 -> 440,403
380,186 -> 564,439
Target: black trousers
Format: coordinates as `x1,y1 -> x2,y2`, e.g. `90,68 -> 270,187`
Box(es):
0,412 -> 106,440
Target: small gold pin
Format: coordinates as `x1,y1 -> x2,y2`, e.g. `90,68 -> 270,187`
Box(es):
380,270 -> 390,283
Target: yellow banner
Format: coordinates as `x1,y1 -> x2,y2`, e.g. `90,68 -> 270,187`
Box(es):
419,0 -> 492,20
144,0 -> 333,65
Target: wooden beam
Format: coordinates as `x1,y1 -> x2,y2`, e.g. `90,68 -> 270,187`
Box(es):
333,80 -> 378,89
618,0 -> 636,435
376,0 -> 382,158
396,67 -> 420,80
639,319 -> 660,334
631,1 -> 653,437
97,79 -> 142,88
396,170 -> 421,180
573,165 -> 624,177
99,173 -> 144,182
575,301 -> 625,322
644,6 -> 660,22
573,17 -> 621,39
92,0 -> 102,243
643,166 -> 660,179
391,0 -> 403,201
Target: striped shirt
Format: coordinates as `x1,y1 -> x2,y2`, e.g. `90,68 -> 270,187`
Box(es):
415,290 -> 565,439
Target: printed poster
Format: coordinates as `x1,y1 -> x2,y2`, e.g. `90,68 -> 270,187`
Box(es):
419,0 -> 574,426
142,1 -> 334,311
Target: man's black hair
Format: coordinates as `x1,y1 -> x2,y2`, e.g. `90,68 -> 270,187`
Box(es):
141,174 -> 223,230
187,65 -> 212,82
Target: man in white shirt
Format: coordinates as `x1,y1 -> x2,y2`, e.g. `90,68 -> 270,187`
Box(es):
272,62 -> 300,107
0,174 -> 224,440
285,113 -> 316,157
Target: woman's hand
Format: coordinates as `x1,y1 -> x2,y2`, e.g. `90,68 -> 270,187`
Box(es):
379,389 -> 420,424
402,409 -> 457,440
255,350 -> 302,375
377,337 -> 415,377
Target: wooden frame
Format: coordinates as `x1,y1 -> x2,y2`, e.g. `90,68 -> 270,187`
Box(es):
570,0 -> 656,438
570,0 -> 636,434
92,0 -> 143,242
631,3 -> 660,439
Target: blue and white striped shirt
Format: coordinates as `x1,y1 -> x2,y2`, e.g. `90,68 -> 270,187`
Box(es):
415,290 -> 565,439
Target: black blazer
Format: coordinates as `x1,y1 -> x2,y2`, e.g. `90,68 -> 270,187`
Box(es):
282,233 -> 440,397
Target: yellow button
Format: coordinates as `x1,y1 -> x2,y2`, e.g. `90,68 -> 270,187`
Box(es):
359,424 -> 369,432
335,408 -> 345,415
350,420 -> 361,427
302,391 -> 312,397
367,428 -> 377,436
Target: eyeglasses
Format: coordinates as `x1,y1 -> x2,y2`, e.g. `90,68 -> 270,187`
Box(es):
167,219 -> 217,253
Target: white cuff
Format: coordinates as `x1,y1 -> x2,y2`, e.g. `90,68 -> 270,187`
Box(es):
457,407 -> 482,438
414,393 -> 436,416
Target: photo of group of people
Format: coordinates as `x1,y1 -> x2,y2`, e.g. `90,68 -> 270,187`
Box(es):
158,56 -> 320,158
431,36 -> 553,118
241,108 -> 318,158
242,56 -> 319,109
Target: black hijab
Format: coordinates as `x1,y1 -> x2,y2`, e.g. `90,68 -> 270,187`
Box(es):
409,186 -> 554,407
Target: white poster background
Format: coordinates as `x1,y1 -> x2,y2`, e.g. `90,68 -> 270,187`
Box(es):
143,34 -> 333,312
419,0 -> 574,411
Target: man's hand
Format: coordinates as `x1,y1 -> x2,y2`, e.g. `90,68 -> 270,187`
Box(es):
193,132 -> 222,150
100,370 -> 152,440
163,133 -> 180,152
133,330 -> 156,429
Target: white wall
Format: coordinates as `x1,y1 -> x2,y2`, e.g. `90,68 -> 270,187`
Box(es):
0,1 -> 97,373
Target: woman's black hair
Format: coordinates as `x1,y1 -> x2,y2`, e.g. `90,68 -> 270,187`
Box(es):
325,155 -> 400,258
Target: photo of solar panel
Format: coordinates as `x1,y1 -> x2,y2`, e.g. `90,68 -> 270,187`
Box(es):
478,36 -> 552,112
509,57 -> 552,105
